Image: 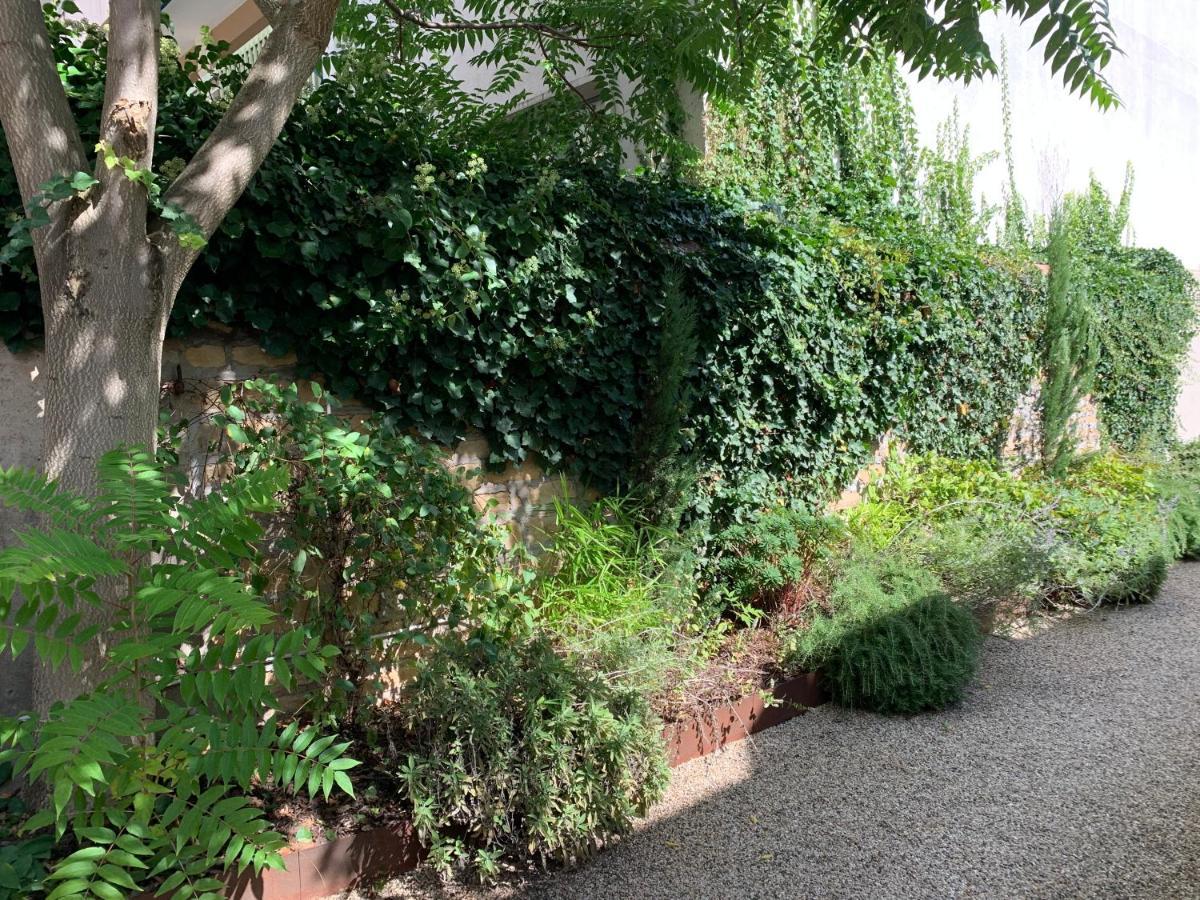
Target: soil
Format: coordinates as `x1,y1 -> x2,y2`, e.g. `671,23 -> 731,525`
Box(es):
652,625 -> 790,724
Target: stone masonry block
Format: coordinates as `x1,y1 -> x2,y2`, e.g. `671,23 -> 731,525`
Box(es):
183,345 -> 228,369
231,344 -> 298,368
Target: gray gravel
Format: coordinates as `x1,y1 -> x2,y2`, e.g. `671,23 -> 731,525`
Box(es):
346,563 -> 1200,900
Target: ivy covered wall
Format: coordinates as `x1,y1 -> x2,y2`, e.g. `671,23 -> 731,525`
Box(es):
0,23 -> 1049,527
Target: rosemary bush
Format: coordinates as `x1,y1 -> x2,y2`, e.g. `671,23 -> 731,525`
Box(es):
385,632 -> 669,880
784,552 -> 981,714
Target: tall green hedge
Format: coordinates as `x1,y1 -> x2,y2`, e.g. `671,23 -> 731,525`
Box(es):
0,17 -> 1045,526
1064,177 -> 1198,451
1089,247 -> 1198,450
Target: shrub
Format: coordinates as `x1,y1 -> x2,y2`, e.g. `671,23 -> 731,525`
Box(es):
866,451 -> 1175,609
1039,208 -> 1098,477
1050,454 -> 1171,604
1063,452 -> 1159,503
1156,443 -> 1200,560
865,453 -> 1055,525
713,508 -> 847,618
847,471 -> 1048,631
783,552 -> 981,714
1161,474 -> 1200,561
0,449 -> 354,898
1166,487 -> 1200,560
176,379 -> 497,721
382,633 -> 669,879
904,515 -> 1047,616
1048,493 -> 1171,605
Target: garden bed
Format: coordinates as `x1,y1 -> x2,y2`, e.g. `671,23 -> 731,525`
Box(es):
219,823 -> 421,900
203,672 -> 827,899
662,670 -> 827,766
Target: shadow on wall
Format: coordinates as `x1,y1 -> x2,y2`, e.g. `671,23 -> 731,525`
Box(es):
0,345 -> 44,715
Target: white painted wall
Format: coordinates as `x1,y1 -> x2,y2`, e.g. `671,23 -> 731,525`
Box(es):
77,0 -> 245,47
906,1 -> 1200,438
161,0 -> 246,49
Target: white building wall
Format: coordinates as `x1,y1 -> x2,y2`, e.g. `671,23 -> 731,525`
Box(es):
906,1 -> 1200,439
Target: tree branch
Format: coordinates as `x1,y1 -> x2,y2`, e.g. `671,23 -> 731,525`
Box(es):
252,0 -> 286,27
95,0 -> 160,225
0,1 -> 86,239
535,33 -> 600,118
157,0 -> 342,302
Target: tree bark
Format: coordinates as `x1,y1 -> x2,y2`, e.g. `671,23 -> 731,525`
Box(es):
0,0 -> 343,714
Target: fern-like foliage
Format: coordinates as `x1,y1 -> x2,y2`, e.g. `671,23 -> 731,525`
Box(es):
0,448 -> 356,900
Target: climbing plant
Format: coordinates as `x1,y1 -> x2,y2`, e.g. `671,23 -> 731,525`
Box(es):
1062,176 -> 1198,451
0,12 -> 1046,527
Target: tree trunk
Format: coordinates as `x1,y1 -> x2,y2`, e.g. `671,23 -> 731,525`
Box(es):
41,232 -> 166,492
33,224 -> 167,710
0,0 -> 343,716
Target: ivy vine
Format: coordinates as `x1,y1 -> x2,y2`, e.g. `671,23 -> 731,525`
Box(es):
0,9 -> 1048,527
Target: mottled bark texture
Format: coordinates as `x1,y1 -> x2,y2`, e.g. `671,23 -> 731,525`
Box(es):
0,0 -> 342,712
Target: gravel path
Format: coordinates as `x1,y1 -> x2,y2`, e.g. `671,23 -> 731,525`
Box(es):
351,563 -> 1200,900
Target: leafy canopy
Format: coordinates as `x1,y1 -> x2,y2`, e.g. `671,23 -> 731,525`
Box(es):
329,0 -> 1121,159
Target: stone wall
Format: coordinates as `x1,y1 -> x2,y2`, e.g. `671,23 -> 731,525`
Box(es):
1003,381 -> 1102,467
828,432 -> 901,513
162,330 -> 593,547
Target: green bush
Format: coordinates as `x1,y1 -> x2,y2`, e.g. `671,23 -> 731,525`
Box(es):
384,633 -> 669,879
1159,441 -> 1200,560
846,473 -> 1049,631
1047,495 -> 1170,605
1166,485 -> 1200,561
903,515 -> 1047,615
0,449 -> 354,899
1050,455 -> 1172,604
863,453 -> 1057,525
1161,474 -> 1200,561
862,452 -> 1176,609
713,508 -> 847,618
784,552 -> 981,714
179,379 -> 497,721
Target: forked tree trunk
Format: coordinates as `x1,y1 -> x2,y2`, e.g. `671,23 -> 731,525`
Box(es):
0,0 -> 343,715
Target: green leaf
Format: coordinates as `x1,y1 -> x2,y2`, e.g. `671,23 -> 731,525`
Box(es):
226,423 -> 251,444
69,172 -> 98,192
